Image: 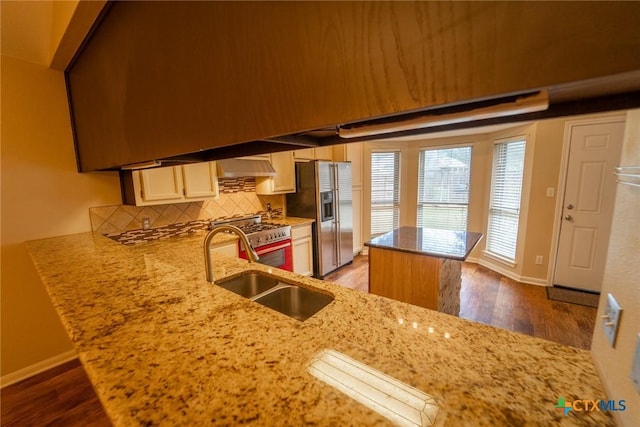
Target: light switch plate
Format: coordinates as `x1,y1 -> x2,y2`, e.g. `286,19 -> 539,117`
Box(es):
602,293 -> 622,347
632,334 -> 640,393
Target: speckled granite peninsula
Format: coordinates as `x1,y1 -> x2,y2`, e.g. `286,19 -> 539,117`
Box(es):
365,227 -> 483,316
26,226 -> 612,426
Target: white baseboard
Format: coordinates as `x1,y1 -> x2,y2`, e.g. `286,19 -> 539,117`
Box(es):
466,258 -> 549,287
520,276 -> 548,287
1,350 -> 77,388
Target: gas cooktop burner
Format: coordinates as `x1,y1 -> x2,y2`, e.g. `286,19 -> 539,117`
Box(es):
211,215 -> 291,247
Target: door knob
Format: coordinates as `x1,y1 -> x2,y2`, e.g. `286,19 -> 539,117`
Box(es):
566,204 -> 574,210
564,215 -> 574,221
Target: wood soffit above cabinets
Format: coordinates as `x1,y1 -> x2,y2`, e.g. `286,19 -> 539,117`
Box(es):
66,1 -> 640,172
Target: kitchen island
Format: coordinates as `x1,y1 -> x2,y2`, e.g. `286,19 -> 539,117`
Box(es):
26,230 -> 611,426
365,227 -> 483,316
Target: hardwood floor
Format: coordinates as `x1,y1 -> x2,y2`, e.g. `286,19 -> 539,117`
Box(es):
2,255 -> 596,425
1,359 -> 111,426
325,255 -> 597,349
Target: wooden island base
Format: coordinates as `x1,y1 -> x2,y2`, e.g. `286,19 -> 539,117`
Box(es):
369,246 -> 462,316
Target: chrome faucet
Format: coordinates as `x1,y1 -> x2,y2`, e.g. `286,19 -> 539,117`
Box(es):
204,224 -> 259,283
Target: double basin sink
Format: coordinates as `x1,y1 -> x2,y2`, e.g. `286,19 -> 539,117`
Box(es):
215,271 -> 334,321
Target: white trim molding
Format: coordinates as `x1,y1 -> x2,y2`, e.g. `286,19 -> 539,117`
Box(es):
466,258 -> 548,287
0,350 -> 77,389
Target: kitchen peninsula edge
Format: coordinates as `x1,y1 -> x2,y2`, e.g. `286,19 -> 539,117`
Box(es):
26,230 -> 611,426
365,227 -> 483,316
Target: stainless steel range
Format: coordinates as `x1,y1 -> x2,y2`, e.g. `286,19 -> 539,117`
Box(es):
211,215 -> 293,271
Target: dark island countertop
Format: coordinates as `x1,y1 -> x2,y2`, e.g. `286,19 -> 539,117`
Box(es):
364,226 -> 483,261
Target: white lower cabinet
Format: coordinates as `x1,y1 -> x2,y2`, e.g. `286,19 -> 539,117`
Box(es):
292,224 -> 313,276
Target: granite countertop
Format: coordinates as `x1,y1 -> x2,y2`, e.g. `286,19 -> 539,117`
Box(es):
26,229 -> 611,426
271,216 -> 314,227
365,227 -> 483,261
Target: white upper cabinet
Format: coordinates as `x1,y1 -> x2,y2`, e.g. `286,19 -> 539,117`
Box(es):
138,166 -> 184,202
293,147 -> 333,162
293,148 -> 315,161
314,146 -> 333,161
182,162 -> 219,199
334,142 -> 363,254
256,151 -> 296,194
333,143 -> 362,186
125,161 -> 219,206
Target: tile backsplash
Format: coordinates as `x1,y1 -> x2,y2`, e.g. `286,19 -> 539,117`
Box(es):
90,178 -> 285,234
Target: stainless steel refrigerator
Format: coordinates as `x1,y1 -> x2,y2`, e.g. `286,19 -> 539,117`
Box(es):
286,161 -> 353,278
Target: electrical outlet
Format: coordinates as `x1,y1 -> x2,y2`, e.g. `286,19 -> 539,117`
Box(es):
142,217 -> 151,230
535,255 -> 543,265
602,293 -> 622,347
546,187 -> 555,197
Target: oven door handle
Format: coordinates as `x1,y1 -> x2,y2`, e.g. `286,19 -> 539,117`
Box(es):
255,241 -> 291,255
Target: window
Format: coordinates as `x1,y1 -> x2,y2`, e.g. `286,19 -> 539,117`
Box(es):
370,151 -> 400,235
417,146 -> 472,230
486,138 -> 526,262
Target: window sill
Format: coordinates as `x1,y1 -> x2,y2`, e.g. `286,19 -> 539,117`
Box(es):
482,250 -> 517,268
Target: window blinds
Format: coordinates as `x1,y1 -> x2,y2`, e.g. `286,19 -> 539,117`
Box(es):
370,151 -> 400,235
486,139 -> 526,261
417,146 -> 472,230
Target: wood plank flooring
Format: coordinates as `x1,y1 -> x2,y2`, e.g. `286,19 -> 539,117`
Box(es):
2,256 -> 596,425
1,359 -> 111,426
325,255 -> 597,349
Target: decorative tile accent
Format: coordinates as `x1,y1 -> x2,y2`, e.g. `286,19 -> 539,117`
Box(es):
105,220 -> 211,245
89,179 -> 286,235
104,207 -> 284,245
218,177 -> 256,193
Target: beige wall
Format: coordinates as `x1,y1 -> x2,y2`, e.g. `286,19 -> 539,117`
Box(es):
591,109 -> 640,426
1,55 -> 122,377
363,111 -> 628,285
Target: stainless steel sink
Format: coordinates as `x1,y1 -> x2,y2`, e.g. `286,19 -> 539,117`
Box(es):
215,272 -> 280,298
253,284 -> 334,321
215,271 -> 333,321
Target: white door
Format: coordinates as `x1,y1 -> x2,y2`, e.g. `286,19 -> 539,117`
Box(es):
554,120 -> 625,292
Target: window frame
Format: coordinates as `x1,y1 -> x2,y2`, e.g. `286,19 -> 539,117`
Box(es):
369,150 -> 401,237
416,144 -> 473,231
484,135 -> 528,266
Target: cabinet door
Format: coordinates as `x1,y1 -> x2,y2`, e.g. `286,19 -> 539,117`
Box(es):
334,143 -> 362,186
352,186 -> 362,254
256,151 -> 296,194
182,161 -> 219,199
293,148 -> 314,161
346,143 -> 362,187
138,167 -> 184,202
292,225 -> 313,276
271,151 -> 295,192
314,146 -> 333,160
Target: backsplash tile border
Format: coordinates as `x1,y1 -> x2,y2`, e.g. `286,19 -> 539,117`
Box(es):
104,208 -> 284,245
90,178 -> 284,235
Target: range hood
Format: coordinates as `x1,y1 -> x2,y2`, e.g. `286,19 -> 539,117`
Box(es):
216,158 -> 276,178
